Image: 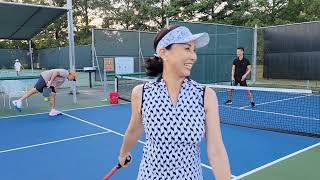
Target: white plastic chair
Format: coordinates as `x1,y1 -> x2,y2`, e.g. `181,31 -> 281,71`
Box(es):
2,80 -> 28,109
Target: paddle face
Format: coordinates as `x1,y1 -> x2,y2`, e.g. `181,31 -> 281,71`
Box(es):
43,87 -> 52,97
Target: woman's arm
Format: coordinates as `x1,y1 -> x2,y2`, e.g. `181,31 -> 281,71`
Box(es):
204,87 -> 231,180
118,84 -> 145,166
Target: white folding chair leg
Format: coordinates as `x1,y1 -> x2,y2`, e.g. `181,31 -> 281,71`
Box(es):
3,94 -> 5,108
24,88 -> 29,107
8,96 -> 11,109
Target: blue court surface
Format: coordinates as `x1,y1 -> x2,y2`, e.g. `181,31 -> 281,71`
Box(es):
0,92 -> 319,180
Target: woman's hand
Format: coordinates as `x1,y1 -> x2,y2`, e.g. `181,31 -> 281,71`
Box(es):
118,154 -> 132,167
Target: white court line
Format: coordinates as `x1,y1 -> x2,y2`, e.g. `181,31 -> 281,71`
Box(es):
62,113 -> 145,145
0,111 -> 50,119
0,102 -> 130,120
62,112 -> 237,177
234,142 -> 320,179
207,84 -> 312,94
220,105 -> 319,121
200,163 -> 236,178
0,131 -> 110,154
240,94 -> 312,109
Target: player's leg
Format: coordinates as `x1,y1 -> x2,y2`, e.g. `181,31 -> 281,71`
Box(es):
12,88 -> 38,111
225,79 -> 239,105
12,76 -> 44,111
240,80 -> 255,107
48,87 -> 61,116
49,92 -> 56,110
21,76 -> 46,101
20,88 -> 38,101
225,89 -> 234,105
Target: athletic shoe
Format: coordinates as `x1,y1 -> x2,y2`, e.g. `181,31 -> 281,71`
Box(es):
12,100 -> 22,112
225,100 -> 232,105
49,109 -> 62,116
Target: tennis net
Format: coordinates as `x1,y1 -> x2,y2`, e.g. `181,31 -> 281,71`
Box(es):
115,75 -> 320,137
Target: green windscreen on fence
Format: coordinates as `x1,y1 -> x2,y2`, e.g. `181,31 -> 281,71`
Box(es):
1,45 -> 91,70
38,45 -> 91,69
94,29 -> 156,57
0,49 -> 29,69
94,30 -> 139,57
139,31 -> 157,58
93,29 -> 156,81
263,22 -> 320,80
93,23 -> 254,83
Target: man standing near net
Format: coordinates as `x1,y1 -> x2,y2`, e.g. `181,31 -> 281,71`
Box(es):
225,47 -> 255,107
12,69 -> 76,116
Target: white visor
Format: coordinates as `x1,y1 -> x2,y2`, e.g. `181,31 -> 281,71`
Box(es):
155,26 -> 210,57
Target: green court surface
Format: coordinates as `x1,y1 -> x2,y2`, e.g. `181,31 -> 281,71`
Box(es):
240,144 -> 320,180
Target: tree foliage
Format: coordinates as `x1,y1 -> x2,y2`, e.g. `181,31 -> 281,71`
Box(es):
0,0 -> 319,49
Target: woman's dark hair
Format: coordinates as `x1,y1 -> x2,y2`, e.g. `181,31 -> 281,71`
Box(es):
144,25 -> 179,77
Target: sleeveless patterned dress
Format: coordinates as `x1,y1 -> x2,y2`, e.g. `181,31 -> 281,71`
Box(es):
137,77 -> 206,180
